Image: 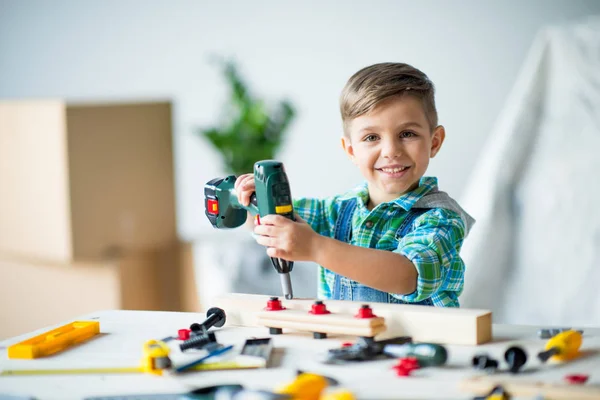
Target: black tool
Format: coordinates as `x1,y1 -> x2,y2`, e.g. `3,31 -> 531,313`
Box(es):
179,331 -> 217,352
504,346 -> 527,374
472,354 -> 499,372
324,336 -> 412,364
190,307 -> 226,335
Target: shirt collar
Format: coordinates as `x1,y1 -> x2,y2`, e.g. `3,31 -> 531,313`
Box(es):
339,176 -> 439,211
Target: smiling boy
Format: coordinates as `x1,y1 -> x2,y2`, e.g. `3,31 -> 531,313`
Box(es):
236,62 -> 474,307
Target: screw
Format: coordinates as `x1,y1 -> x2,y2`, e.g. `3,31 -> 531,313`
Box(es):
190,307 -> 226,333
309,300 -> 330,315
265,297 -> 285,311
180,331 -> 217,351
355,304 -> 376,319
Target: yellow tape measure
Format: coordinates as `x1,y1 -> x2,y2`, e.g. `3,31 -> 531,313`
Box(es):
0,359 -> 265,376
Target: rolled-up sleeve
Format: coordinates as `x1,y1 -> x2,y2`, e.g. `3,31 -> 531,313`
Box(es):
293,197 -> 336,238
392,209 -> 466,304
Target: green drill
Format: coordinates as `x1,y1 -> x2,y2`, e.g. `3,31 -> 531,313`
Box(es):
204,160 -> 295,299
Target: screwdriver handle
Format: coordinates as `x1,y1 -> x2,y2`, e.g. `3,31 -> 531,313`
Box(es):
383,343 -> 448,367
539,330 -> 582,362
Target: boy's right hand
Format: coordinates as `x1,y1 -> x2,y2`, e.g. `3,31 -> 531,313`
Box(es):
234,173 -> 256,206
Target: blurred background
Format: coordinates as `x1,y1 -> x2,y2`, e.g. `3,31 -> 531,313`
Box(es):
1,0 -> 599,338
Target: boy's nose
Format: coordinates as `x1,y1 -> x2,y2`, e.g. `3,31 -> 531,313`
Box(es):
382,141 -> 403,159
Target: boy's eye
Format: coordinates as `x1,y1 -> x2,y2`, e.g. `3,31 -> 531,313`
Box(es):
363,134 -> 378,142
400,131 -> 417,138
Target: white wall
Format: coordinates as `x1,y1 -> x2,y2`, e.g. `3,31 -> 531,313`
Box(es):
1,0 -> 599,243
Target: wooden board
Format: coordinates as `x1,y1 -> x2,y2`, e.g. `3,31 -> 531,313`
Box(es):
212,293 -> 492,345
460,375 -> 600,399
256,309 -> 386,337
257,317 -> 386,337
256,309 -> 385,327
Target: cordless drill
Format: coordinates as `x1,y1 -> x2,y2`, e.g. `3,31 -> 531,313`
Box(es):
204,160 -> 295,299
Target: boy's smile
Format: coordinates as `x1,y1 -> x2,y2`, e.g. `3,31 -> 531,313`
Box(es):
342,95 -> 445,209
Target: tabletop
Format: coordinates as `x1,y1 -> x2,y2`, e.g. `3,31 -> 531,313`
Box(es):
0,309 -> 599,400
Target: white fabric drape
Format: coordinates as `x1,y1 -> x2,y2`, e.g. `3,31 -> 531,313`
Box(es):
460,16 -> 600,326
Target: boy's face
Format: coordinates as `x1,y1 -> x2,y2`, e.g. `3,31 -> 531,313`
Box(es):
342,95 -> 445,208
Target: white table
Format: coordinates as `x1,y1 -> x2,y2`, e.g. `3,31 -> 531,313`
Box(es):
0,310 -> 598,399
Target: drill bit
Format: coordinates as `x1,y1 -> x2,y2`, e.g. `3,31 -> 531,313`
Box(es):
280,273 -> 293,300
271,257 -> 294,299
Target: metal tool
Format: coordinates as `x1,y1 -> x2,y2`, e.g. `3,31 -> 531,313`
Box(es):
205,160 -> 295,299
325,336 -> 412,364
240,337 -> 273,367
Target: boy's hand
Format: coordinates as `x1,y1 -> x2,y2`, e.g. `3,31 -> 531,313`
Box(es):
234,173 -> 255,206
254,214 -> 320,261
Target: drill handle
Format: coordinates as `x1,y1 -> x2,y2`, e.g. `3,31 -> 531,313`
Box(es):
229,190 -> 260,216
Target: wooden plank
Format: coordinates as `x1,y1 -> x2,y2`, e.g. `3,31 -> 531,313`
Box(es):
255,309 -> 385,328
460,375 -> 600,400
256,317 -> 386,337
212,293 -> 492,345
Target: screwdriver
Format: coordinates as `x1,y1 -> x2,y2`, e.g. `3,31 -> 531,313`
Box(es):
383,343 -> 448,367
537,329 -> 582,362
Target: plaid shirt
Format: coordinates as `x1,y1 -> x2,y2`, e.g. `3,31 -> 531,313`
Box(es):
293,176 -> 466,307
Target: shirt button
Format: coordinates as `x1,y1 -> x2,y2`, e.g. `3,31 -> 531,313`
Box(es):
365,220 -> 374,228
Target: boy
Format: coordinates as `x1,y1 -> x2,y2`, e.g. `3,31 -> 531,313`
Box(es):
235,62 -> 474,307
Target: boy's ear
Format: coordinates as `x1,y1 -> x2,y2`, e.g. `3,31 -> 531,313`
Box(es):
341,136 -> 355,161
430,125 -> 446,158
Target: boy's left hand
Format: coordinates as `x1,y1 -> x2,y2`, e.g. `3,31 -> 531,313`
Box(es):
253,214 -> 319,261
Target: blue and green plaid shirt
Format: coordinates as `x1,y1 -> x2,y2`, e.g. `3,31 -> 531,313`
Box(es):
293,176 -> 466,307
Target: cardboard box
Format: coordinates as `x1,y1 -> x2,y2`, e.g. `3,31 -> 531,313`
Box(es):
0,100 -> 176,262
0,241 -> 200,340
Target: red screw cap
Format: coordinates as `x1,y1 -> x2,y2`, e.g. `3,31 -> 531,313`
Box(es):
341,342 -> 354,348
309,300 -> 330,315
392,357 -> 420,377
565,374 -> 589,384
265,296 -> 285,311
178,329 -> 191,340
355,304 -> 377,319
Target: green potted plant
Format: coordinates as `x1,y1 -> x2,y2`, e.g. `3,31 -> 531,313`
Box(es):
198,58 -> 296,176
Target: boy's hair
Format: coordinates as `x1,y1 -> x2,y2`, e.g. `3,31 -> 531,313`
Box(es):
340,62 -> 438,136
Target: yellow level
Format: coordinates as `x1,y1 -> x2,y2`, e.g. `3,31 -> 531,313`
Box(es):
8,321 -> 100,359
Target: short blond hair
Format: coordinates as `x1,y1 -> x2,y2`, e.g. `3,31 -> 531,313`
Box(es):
340,62 -> 438,136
